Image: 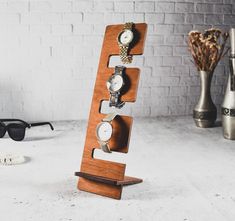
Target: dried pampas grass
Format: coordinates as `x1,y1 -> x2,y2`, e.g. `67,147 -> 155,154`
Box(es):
188,28 -> 229,73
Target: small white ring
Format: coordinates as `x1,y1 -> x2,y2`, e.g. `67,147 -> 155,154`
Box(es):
0,154 -> 26,166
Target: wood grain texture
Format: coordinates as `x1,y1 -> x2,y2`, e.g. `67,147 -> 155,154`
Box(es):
77,23 -> 147,199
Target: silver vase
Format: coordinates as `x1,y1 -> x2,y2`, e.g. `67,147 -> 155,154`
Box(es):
193,70 -> 217,128
221,28 -> 235,140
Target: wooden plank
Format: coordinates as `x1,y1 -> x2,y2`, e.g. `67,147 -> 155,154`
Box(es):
76,172 -> 143,186
77,23 -> 147,199
78,177 -> 122,200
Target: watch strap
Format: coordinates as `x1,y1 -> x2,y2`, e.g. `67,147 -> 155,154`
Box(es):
115,65 -> 125,74
120,45 -> 133,64
109,92 -> 125,108
98,141 -> 112,153
124,22 -> 133,30
102,112 -> 117,122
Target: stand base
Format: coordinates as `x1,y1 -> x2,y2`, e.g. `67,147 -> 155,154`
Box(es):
75,172 -> 142,199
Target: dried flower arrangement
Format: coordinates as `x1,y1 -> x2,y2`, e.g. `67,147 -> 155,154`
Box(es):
188,28 -> 229,73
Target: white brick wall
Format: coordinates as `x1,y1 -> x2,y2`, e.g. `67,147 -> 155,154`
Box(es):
0,0 -> 235,121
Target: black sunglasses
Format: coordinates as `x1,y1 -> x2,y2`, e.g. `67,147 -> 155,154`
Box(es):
0,119 -> 54,141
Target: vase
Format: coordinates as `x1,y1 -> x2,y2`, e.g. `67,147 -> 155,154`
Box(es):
221,28 -> 235,139
221,69 -> 235,139
193,70 -> 217,128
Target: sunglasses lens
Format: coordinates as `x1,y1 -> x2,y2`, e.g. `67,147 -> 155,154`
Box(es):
0,123 -> 6,138
8,124 -> 26,141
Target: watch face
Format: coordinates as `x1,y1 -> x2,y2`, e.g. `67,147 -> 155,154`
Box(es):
96,122 -> 112,142
118,30 -> 133,45
106,74 -> 124,92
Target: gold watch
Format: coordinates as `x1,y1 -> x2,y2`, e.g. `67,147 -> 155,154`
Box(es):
117,22 -> 134,64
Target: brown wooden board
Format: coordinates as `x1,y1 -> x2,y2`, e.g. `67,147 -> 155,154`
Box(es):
76,23 -> 147,200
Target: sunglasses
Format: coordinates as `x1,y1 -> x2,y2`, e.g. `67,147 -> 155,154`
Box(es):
0,119 -> 54,141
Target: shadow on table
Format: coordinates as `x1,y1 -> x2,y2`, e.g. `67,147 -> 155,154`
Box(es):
23,135 -> 58,142
214,120 -> 222,128
123,181 -> 159,200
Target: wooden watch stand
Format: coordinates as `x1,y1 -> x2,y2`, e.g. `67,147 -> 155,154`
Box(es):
75,23 -> 147,200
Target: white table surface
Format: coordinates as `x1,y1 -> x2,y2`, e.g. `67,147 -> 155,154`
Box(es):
1,117 -> 235,221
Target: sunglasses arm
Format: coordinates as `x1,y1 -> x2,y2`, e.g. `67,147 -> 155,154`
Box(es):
30,122 -> 54,130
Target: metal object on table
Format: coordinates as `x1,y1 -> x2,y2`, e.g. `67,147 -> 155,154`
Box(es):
193,70 -> 217,128
222,28 -> 235,140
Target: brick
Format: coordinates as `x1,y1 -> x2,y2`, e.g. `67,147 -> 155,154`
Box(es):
135,2 -> 155,12
63,35 -> 83,45
144,46 -> 154,56
73,0 -> 93,12
155,2 -> 174,13
189,86 -> 201,95
196,3 -> 214,13
151,87 -> 169,96
0,2 -> 7,12
132,105 -> 150,117
165,35 -> 184,45
165,14 -> 185,24
21,13 -> 41,24
41,13 -> 62,24
205,14 -> 223,24
94,1 -> 114,11
29,25 -> 50,34
145,13 -> 164,24
63,13 -> 83,24
150,105 -> 169,116
153,67 -> 172,76
144,56 -> 163,67
161,76 -> 180,85
51,1 -> 72,12
30,1 -> 51,12
73,24 -> 93,35
154,46 -> 173,56
224,15 -> 235,25
138,87 -> 151,98
174,46 -> 189,55
169,105 -> 186,115
205,0 -> 223,3
170,86 -> 188,95
104,13 -> 124,23
156,24 -> 174,34
84,13 -> 104,24
93,24 -> 105,34
193,24 -> 212,31
141,76 -> 161,87
51,25 -> 72,35
151,96 -> 179,106
163,56 -> 182,66
125,13 -> 144,22
114,2 -> 134,12
8,1 -> 29,13
147,35 -> 164,45
174,24 -> 193,34
175,3 -> 194,13
186,14 -> 204,24
173,66 -> 190,75
0,13 -> 20,24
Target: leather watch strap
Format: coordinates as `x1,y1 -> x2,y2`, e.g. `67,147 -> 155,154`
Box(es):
99,141 -> 112,153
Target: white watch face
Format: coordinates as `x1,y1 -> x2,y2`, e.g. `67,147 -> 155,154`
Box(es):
119,30 -> 133,45
96,122 -> 112,142
106,75 -> 124,92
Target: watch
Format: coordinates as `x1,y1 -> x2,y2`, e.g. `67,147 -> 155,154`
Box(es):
95,113 -> 117,153
106,66 -> 125,109
117,22 -> 134,64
